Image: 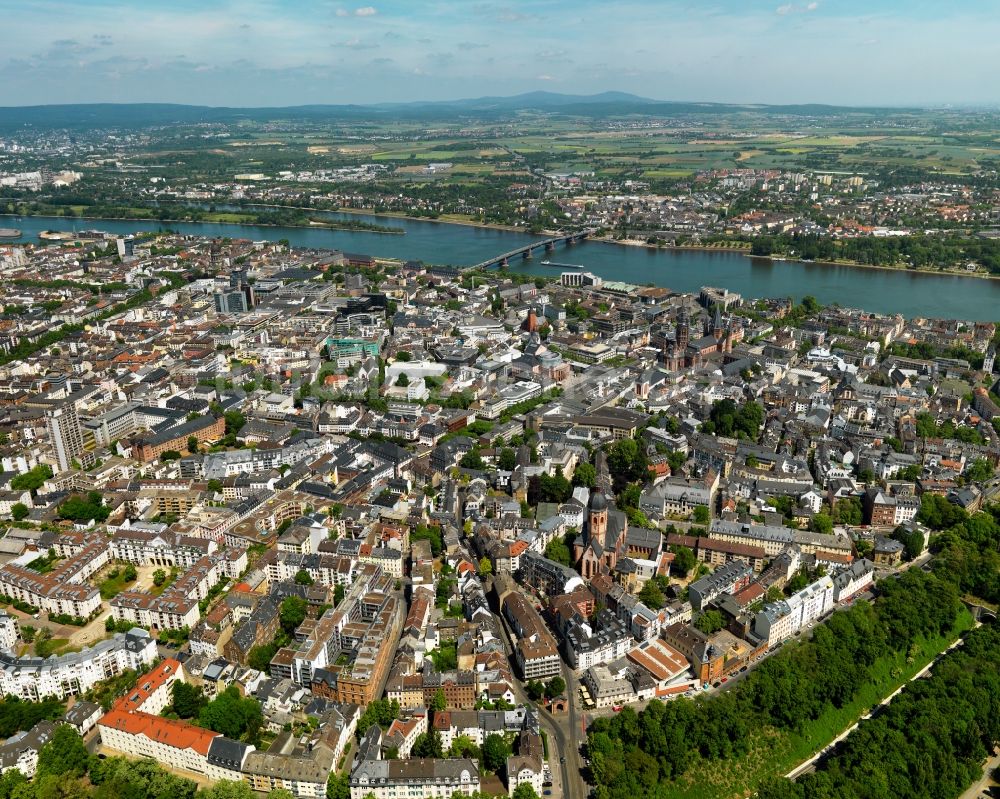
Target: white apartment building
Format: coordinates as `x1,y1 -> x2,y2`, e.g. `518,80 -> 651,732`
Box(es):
0,629 -> 156,701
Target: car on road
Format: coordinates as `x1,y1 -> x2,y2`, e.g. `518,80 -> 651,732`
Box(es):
740,666 -> 748,672
560,756 -> 566,764
612,705 -> 623,712
721,677 -> 728,683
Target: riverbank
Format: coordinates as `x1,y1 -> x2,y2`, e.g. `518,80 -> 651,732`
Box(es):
182,201 -> 531,235
331,205 -> 531,234
5,211 -> 1000,319
595,235 -> 1000,282
5,209 -> 405,235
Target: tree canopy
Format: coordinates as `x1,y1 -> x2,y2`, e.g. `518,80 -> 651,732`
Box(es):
587,567 -> 968,799
198,686 -> 262,743
701,399 -> 764,440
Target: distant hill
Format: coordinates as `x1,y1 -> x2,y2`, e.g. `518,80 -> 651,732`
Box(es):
0,93 -> 915,132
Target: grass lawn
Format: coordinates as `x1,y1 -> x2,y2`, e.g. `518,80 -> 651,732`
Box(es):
35,637 -> 70,658
99,571 -> 137,600
25,551 -> 62,574
150,568 -> 180,597
657,606 -> 976,799
429,641 -> 458,671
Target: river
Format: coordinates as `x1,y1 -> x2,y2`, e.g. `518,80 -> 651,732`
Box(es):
4,212 -> 1000,320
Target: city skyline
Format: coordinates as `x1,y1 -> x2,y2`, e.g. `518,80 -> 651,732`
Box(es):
0,0 -> 997,108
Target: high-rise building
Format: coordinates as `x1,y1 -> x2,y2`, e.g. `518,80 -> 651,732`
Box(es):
213,269 -> 255,314
214,290 -> 248,314
46,405 -> 83,473
116,237 -> 135,260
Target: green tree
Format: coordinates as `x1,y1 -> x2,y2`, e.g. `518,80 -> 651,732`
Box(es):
411,730 -> 444,759
57,491 -> 110,523
810,513 -> 834,535
512,784 -> 541,799
964,457 -> 994,483
198,686 -> 262,743
704,398 -> 764,440
123,564 -> 137,581
891,526 -> 925,561
482,733 -> 512,773
572,461 -> 597,489
294,569 -> 314,586
187,435 -> 199,454
525,681 -> 545,701
10,503 -> 28,521
545,676 -> 566,699
89,755 -> 197,799
356,699 -> 400,737
280,595 -> 308,634
10,464 -> 53,493
833,496 -> 863,526
460,450 -> 486,470
544,537 -> 572,567
326,773 -> 350,799
478,556 -> 493,576
606,438 -> 650,487
694,609 -> 725,634
498,448 -> 517,471
669,545 -> 697,577
196,781 -> 256,799
153,569 -> 167,587
693,505 -> 711,524
36,725 -> 89,779
431,688 -> 447,712
248,643 -> 277,673
800,295 -> 821,314
171,680 -> 207,719
638,580 -> 666,609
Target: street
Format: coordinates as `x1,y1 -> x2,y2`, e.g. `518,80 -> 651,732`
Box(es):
958,747 -> 1000,799
491,587 -> 587,799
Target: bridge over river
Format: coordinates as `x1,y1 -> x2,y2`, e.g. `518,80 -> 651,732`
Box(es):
462,229 -> 595,272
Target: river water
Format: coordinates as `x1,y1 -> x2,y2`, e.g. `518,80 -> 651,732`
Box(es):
4,212 -> 1000,320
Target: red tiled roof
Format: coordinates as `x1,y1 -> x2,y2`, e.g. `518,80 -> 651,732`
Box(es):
509,540 -> 530,557
114,658 -> 182,713
99,710 -> 218,756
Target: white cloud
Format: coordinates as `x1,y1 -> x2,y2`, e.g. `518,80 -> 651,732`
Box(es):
536,74 -> 554,81
777,2 -> 818,14
336,9 -> 349,17
354,6 -> 377,16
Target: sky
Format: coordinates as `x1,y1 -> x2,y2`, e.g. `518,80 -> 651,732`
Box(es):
0,0 -> 995,107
